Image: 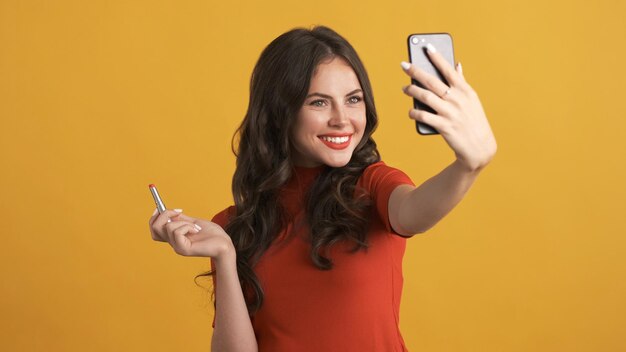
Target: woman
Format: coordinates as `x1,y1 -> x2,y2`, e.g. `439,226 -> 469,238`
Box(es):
148,25 -> 496,351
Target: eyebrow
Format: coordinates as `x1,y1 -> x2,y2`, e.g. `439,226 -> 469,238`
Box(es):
306,89 -> 363,100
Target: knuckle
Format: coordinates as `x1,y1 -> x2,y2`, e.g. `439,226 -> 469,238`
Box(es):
413,90 -> 424,102
423,80 -> 437,92
151,229 -> 162,240
175,246 -> 189,256
466,86 -> 478,98
424,92 -> 436,105
411,71 -> 423,82
435,124 -> 446,134
456,80 -> 469,90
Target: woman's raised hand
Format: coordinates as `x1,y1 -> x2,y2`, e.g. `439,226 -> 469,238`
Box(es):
149,209 -> 234,259
401,44 -> 497,172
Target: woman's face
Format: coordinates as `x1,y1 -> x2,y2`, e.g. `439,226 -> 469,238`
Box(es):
290,57 -> 367,168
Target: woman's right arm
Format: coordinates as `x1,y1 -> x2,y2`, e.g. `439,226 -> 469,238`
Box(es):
148,209 -> 257,352
211,246 -> 258,352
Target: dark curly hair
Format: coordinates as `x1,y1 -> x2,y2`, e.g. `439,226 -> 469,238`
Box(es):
195,25 -> 381,317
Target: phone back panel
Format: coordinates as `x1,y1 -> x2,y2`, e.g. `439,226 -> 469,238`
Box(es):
407,33 -> 455,135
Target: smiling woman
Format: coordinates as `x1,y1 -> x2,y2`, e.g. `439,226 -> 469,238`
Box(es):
148,24 -> 496,352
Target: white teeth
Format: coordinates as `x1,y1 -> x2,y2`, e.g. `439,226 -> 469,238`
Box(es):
321,136 -> 349,144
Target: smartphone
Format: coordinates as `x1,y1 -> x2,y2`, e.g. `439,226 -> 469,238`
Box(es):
407,33 -> 455,135
149,184 -> 167,213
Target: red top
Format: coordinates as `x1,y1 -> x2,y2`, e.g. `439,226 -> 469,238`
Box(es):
210,161 -> 415,351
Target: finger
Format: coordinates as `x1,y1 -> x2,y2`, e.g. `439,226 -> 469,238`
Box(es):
165,220 -> 198,245
172,231 -> 192,256
153,209 -> 184,229
149,208 -> 169,242
173,213 -> 198,224
456,62 -> 465,80
408,108 -> 448,133
401,61 -> 450,99
402,84 -> 455,116
151,209 -> 184,241
424,43 -> 464,88
168,219 -> 202,233
148,208 -> 158,227
169,223 -> 200,255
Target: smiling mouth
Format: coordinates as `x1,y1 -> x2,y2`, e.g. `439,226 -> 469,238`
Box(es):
319,135 -> 350,143
318,135 -> 352,150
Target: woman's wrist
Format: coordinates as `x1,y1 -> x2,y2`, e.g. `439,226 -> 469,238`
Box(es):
213,239 -> 237,267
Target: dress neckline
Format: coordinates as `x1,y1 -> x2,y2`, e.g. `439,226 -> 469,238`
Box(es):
293,164 -> 327,176
285,164 -> 327,194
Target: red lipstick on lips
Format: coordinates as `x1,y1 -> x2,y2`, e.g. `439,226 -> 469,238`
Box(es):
318,133 -> 352,150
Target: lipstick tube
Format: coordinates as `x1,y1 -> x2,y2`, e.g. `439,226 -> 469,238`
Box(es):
148,184 -> 166,213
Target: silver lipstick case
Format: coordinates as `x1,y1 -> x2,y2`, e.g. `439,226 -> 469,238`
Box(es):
149,186 -> 167,214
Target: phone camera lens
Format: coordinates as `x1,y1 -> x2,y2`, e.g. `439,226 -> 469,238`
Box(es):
411,36 -> 419,45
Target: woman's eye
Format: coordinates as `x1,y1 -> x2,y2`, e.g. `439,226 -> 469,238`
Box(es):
311,100 -> 326,107
349,96 -> 363,104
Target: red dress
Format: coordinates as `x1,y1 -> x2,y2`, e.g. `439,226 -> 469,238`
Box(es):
211,161 -> 415,351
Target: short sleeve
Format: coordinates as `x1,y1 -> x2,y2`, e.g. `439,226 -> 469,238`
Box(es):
209,206 -> 234,329
358,161 -> 415,235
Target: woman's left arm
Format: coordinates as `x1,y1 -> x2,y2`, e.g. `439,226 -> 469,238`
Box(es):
390,45 -> 497,236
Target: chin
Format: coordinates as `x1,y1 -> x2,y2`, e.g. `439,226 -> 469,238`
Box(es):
320,154 -> 353,168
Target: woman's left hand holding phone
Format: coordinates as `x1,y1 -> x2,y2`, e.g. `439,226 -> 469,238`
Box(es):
401,45 -> 497,172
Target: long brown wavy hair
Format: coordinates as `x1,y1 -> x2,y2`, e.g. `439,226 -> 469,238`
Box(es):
195,25 -> 381,317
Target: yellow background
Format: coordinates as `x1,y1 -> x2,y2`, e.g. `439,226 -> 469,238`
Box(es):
1,0 -> 625,350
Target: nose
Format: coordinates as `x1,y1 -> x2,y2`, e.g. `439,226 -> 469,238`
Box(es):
329,105 -> 349,127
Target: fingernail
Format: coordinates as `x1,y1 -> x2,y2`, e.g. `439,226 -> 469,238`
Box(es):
402,85 -> 409,92
174,209 -> 183,213
457,62 -> 463,73
152,208 -> 158,216
400,61 -> 411,70
426,43 -> 437,53
194,224 -> 202,231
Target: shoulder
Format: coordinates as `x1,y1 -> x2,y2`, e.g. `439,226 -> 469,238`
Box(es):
211,206 -> 235,227
359,160 -> 415,190
358,161 -> 415,236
